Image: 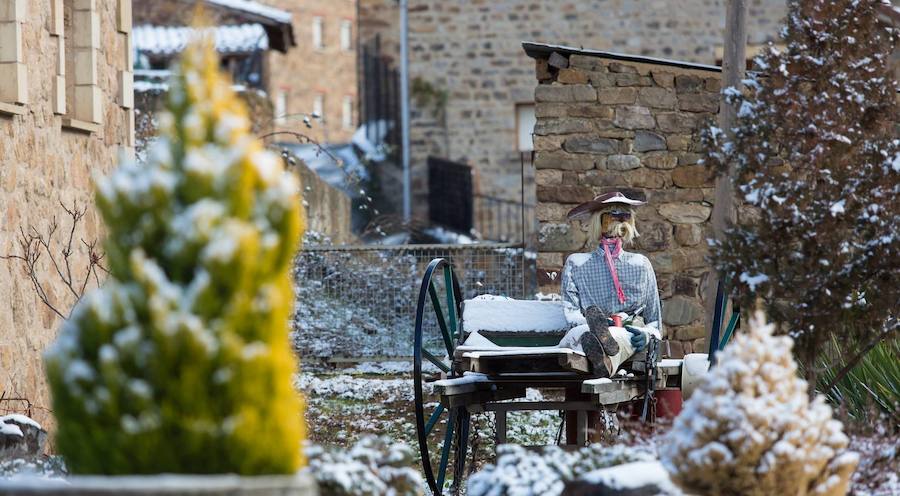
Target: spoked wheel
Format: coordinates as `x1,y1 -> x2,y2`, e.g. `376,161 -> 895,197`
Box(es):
414,258 -> 470,495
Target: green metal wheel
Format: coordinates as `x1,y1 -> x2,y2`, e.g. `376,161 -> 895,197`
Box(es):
413,258 -> 470,495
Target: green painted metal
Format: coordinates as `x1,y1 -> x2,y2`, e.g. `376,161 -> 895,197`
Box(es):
424,404 -> 445,436
436,409 -> 456,491
422,348 -> 450,373
443,266 -> 459,345
719,312 -> 739,350
428,282 -> 455,355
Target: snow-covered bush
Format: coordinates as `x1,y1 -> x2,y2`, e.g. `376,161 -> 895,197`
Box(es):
0,457 -> 67,481
704,0 -> 899,378
467,443 -> 654,496
660,311 -> 858,496
306,436 -> 423,496
44,39 -> 306,474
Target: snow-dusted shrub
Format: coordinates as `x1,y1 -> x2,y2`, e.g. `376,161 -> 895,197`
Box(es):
44,39 -> 306,474
660,311 -> 858,496
704,0 -> 899,378
467,443 -> 654,496
306,436 -> 423,496
0,457 -> 67,481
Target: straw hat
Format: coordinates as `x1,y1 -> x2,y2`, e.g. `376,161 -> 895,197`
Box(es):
565,191 -> 646,221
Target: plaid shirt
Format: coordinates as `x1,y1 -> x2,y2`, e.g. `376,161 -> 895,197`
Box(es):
560,245 -> 662,330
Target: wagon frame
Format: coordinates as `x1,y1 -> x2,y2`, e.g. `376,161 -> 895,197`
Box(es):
412,258 -> 730,495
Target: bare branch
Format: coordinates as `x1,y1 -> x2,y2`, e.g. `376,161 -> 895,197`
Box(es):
1,201 -> 107,321
257,131 -> 343,166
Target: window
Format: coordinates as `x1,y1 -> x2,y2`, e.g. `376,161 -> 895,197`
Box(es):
342,95 -> 353,130
515,103 -> 536,152
313,94 -> 325,119
63,0 -> 103,128
0,0 -> 28,112
339,20 -> 352,51
275,89 -> 288,124
312,17 -> 324,49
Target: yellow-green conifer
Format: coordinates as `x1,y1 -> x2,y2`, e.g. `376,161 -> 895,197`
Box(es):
45,39 -> 306,475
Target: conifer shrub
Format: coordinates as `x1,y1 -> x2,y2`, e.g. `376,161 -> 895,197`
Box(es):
306,436 -> 423,496
703,0 -> 899,379
44,40 -> 306,474
660,311 -> 858,496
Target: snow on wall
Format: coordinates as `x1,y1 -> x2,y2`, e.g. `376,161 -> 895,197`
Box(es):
461,296 -> 571,333
134,24 -> 268,57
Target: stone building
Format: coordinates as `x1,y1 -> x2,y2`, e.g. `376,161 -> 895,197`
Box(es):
1,0 -> 135,429
133,0 -> 358,144
358,0 -> 787,228
524,42 -> 723,357
265,0 -> 359,144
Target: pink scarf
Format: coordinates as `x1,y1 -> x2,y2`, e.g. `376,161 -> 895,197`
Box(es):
601,237 -> 626,304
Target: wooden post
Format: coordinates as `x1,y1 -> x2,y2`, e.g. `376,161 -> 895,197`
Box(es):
495,409 -> 507,445
704,0 -> 748,347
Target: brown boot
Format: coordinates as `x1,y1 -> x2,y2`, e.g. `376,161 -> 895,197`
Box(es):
584,306 -> 619,356
579,331 -> 614,377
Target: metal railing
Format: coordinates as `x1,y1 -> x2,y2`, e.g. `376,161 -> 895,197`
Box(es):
474,194 -> 535,243
293,243 -> 532,360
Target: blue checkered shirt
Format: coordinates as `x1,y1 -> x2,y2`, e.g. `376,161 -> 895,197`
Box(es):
560,246 -> 662,330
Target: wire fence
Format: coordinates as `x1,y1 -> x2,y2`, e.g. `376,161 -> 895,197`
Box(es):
292,243 -> 534,361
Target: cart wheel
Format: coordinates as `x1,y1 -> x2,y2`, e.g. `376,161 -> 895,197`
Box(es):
414,258 -> 470,495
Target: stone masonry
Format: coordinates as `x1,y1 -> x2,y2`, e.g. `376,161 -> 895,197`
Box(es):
358,0 -> 787,222
1,0 -> 134,434
528,46 -> 723,357
264,0 -> 358,144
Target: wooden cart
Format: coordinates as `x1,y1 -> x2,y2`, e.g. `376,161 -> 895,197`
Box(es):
413,258 -> 708,495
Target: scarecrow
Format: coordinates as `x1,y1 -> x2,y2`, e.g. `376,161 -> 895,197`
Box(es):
557,191 -> 662,377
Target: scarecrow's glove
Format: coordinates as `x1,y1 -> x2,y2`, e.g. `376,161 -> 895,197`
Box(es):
625,325 -> 659,352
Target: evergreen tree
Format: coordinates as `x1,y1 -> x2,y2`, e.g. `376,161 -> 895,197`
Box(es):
45,40 -> 306,474
661,312 -> 858,496
705,0 -> 899,382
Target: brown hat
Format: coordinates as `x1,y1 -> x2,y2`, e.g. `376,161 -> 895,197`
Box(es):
566,191 -> 646,221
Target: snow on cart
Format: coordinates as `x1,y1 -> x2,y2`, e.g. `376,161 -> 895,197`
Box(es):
412,259 -> 719,495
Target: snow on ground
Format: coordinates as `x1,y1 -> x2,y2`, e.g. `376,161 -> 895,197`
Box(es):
849,431 -> 900,496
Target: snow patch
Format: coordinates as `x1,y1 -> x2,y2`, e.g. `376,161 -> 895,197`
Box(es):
739,272 -> 769,291
581,460 -> 679,492
134,24 -> 268,57
462,298 -> 570,333
0,415 -> 41,431
433,373 -> 489,387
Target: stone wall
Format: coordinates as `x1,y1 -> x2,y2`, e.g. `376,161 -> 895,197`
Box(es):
531,50 -> 723,356
0,0 -> 134,433
357,0 -> 787,221
294,159 -> 355,245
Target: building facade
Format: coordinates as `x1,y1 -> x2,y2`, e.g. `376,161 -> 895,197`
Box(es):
358,0 -> 787,225
0,0 -> 135,429
265,0 -> 358,144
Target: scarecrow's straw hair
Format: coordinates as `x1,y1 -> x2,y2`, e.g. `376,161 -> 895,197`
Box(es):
587,207 -> 638,245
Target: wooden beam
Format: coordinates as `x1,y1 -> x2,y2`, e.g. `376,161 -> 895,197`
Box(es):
495,410 -> 507,445
704,0 -> 748,344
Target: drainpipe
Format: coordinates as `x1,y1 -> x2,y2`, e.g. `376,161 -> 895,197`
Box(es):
399,0 -> 411,222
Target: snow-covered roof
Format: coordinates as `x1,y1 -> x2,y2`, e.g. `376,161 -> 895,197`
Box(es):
522,41 -> 722,73
206,0 -> 292,25
134,24 -> 268,58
